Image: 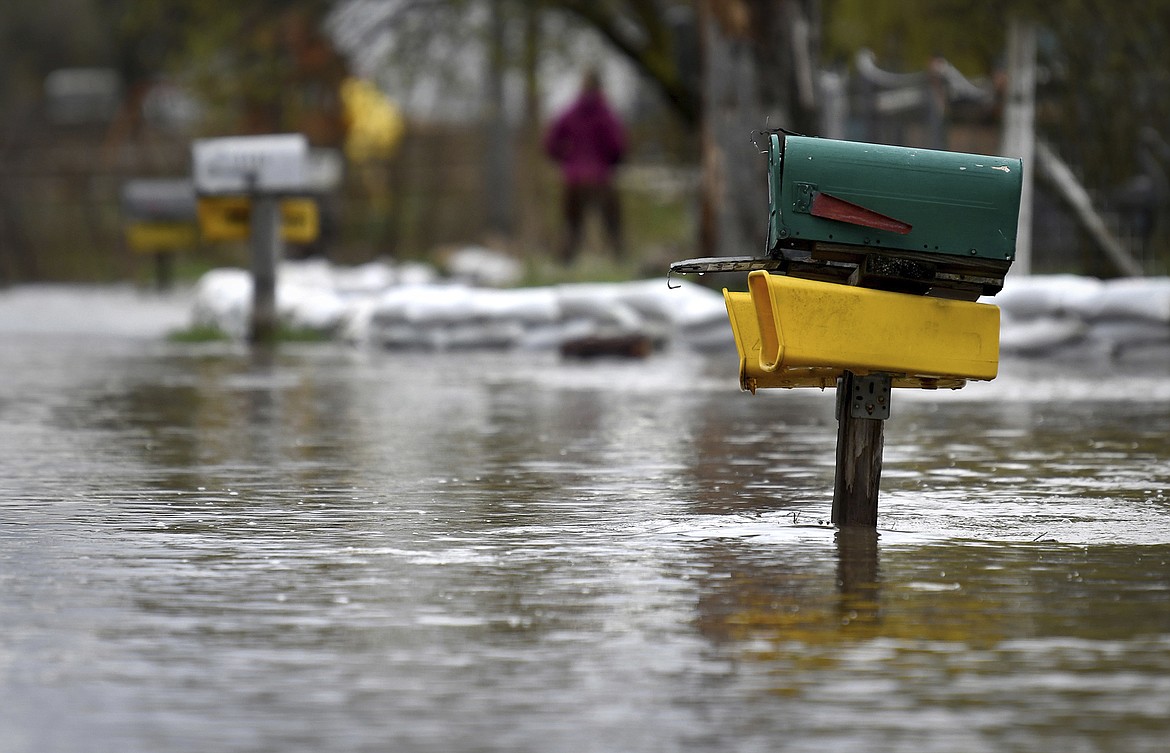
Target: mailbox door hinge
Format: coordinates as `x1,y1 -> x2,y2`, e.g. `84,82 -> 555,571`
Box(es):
793,182 -> 817,213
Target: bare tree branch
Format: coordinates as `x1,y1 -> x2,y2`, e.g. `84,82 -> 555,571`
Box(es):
555,0 -> 698,125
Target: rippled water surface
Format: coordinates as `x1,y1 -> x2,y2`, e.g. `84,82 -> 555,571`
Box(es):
2,291 -> 1170,753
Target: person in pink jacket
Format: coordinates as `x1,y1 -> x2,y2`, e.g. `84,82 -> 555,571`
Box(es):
544,69 -> 627,263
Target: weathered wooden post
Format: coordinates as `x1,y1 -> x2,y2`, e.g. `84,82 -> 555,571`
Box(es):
192,134 -> 314,345
833,371 -> 889,527
672,131 -> 1022,527
248,187 -> 282,344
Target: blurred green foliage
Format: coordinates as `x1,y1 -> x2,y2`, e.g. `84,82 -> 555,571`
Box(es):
825,0 -> 1009,72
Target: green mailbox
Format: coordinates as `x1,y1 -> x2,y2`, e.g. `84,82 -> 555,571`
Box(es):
766,133 -> 1021,298
674,132 -> 1022,300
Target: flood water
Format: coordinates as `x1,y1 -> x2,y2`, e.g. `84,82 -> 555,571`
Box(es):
2,289 -> 1169,753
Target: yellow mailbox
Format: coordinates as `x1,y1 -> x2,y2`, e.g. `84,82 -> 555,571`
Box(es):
196,196 -> 320,244
121,178 -> 199,254
125,222 -> 198,254
725,271 -> 999,393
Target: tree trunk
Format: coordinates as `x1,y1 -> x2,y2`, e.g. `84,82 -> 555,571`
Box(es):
484,0 -> 514,237
698,0 -> 820,258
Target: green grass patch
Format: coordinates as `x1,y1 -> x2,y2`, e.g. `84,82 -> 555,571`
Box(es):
167,324 -> 232,343
274,325 -> 334,343
166,324 -> 334,343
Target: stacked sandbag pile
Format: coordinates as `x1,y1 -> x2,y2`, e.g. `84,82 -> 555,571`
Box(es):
994,275 -> 1170,362
190,259 -> 437,340
189,257 -> 731,353
348,277 -> 731,352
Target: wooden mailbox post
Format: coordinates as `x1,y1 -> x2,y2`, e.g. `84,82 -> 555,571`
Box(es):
674,132 -> 1023,527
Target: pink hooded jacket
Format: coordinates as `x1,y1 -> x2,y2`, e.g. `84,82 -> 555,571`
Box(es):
544,89 -> 627,187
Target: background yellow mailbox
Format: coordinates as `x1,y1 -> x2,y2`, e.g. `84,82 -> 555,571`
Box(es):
196,196 -> 320,243
125,223 -> 197,253
121,178 -> 198,254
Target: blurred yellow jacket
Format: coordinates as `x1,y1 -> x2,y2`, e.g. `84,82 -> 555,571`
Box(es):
341,77 -> 405,163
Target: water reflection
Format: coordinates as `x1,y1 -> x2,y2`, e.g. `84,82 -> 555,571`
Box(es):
836,528 -> 881,629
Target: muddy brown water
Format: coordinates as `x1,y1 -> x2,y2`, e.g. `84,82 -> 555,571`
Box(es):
1,292 -> 1168,752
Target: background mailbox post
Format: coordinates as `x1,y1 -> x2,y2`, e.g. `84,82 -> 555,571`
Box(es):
192,134 -> 312,344
673,132 -> 1022,527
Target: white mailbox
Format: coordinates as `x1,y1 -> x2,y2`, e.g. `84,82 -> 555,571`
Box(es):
192,134 -> 309,196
